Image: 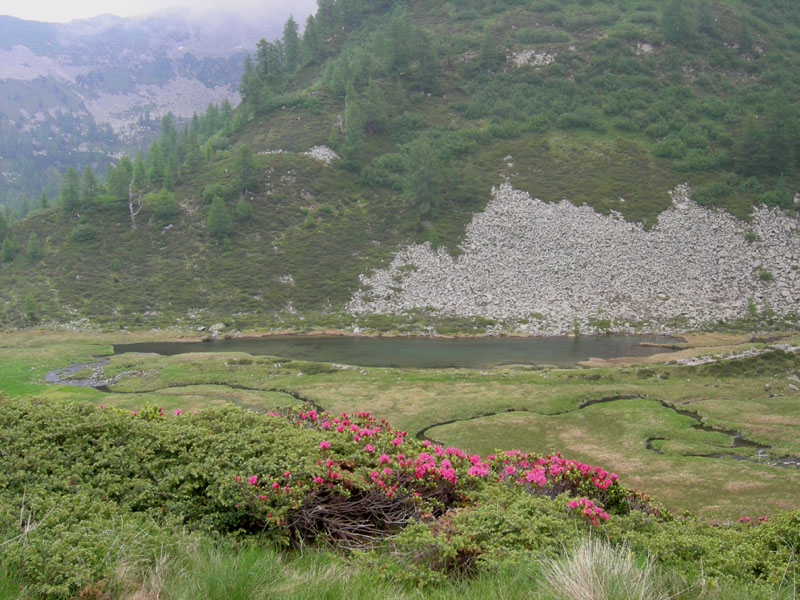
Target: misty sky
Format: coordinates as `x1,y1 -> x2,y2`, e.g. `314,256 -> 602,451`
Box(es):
2,0 -> 317,23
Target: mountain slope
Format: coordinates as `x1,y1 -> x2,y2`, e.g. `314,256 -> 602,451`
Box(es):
0,0 -> 799,333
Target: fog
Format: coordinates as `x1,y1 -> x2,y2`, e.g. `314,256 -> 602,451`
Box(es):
2,0 -> 317,25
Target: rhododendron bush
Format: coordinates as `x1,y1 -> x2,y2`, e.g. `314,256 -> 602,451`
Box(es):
1,395 -> 798,597
232,406 -> 665,550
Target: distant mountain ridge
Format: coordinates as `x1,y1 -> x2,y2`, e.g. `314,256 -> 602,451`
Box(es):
0,7 -> 307,210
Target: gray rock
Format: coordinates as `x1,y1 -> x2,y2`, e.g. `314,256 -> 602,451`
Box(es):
347,183 -> 800,335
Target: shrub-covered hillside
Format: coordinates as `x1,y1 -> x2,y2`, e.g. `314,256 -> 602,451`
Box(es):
1,394 -> 798,598
1,0 -> 800,328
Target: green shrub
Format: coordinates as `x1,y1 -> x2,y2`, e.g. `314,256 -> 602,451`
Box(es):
154,189 -> 178,223
515,28 -> 571,44
652,135 -> 687,159
69,224 -> 98,242
0,493 -> 174,599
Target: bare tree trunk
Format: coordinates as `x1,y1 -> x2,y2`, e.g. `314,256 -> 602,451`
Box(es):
128,175 -> 143,230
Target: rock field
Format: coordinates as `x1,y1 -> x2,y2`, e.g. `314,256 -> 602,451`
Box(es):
348,183 -> 800,335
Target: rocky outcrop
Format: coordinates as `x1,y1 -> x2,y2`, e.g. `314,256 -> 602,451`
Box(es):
348,183 -> 800,335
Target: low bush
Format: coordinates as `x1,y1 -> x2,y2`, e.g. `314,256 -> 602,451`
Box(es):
1,395 -> 798,596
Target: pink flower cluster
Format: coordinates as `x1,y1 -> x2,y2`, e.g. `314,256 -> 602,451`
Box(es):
234,406 -> 655,531
567,497 -> 610,526
737,515 -> 769,525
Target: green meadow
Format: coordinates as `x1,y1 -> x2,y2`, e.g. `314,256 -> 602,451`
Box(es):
3,329 -> 798,521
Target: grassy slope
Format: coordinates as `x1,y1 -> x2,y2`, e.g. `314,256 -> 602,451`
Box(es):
1,0 -> 799,328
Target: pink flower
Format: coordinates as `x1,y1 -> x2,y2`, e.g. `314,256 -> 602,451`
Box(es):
248,475 -> 258,485
283,471 -> 291,478
391,437 -> 403,446
174,408 -> 182,415
99,405 -> 105,409
364,443 -> 374,452
312,476 -> 324,484
272,482 -> 280,489
378,454 -> 391,464
319,440 -> 331,450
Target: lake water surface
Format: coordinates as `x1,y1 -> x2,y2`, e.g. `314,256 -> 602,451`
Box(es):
114,334 -> 680,369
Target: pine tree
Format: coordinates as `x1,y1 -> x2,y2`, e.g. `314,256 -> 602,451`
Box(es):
255,39 -> 286,89
0,209 -> 7,244
301,14 -> 323,64
133,151 -> 147,192
59,167 -> 80,212
23,293 -> 37,323
662,0 -> 693,44
147,140 -> 165,188
38,191 -> 48,210
317,0 -> 336,31
478,31 -> 503,72
80,165 -> 98,206
738,14 -> 754,55
2,236 -> 16,263
109,157 -> 133,204
154,189 -> 178,223
696,0 -> 715,36
233,144 -> 258,195
26,233 -> 40,261
283,16 -> 301,73
404,137 -> 444,217
359,80 -> 388,135
207,196 -> 231,239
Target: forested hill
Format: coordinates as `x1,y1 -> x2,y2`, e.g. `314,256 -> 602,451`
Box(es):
0,0 -> 799,331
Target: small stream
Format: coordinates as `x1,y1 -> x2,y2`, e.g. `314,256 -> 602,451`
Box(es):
45,359 -> 799,471
418,395 -> 800,470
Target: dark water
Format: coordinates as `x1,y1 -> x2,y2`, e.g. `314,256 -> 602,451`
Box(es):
114,334 -> 680,369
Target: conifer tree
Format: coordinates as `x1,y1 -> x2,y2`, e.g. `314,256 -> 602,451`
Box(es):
0,209 -> 7,244
26,233 -> 40,261
147,141 -> 165,188
233,144 -> 258,195
207,196 -> 231,239
59,167 -> 80,212
662,0 -> 693,44
404,137 -> 444,217
22,293 -> 37,322
133,151 -> 147,193
478,31 -> 503,72
109,157 -> 133,204
283,16 -> 301,73
1,236 -> 16,263
696,0 -> 715,36
301,14 -> 322,64
80,165 -> 98,205
38,191 -> 48,210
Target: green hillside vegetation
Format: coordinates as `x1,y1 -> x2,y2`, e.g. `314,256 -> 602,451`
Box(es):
2,0 -> 800,328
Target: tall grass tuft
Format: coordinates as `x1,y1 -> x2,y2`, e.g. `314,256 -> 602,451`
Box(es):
540,537 -> 667,600
158,541 -> 283,600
